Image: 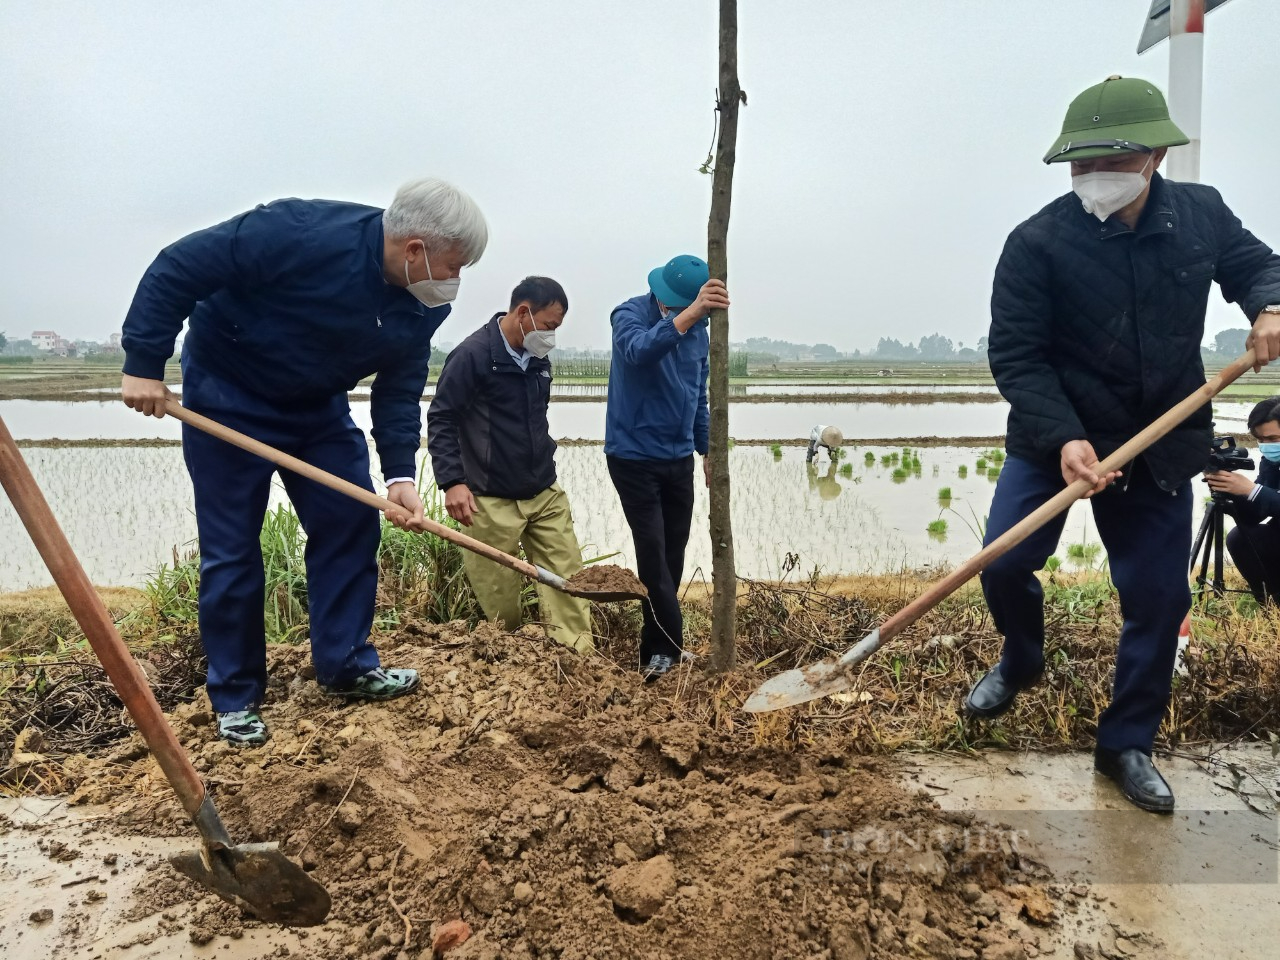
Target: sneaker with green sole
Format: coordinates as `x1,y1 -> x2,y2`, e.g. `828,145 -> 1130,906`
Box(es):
216,709 -> 269,745
322,667 -> 420,701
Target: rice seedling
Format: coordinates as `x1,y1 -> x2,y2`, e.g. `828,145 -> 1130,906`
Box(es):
926,519 -> 948,541
957,465 -> 968,478
891,468 -> 908,483
1043,556 -> 1062,572
770,443 -> 783,459
839,463 -> 853,478
937,486 -> 952,506
864,451 -> 876,466
880,454 -> 893,467
976,457 -> 987,470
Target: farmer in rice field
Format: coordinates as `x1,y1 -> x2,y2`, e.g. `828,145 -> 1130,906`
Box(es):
967,76 -> 1280,813
119,178 -> 488,745
426,275 -> 594,654
606,255 -> 728,681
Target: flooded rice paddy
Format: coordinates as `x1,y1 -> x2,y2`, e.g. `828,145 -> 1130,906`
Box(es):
0,388 -> 1255,589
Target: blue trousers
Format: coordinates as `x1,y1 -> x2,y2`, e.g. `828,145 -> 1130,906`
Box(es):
180,360 -> 382,712
979,455 -> 1191,753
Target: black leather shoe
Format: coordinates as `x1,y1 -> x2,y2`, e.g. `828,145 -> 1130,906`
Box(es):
964,665 -> 1038,718
1095,748 -> 1175,814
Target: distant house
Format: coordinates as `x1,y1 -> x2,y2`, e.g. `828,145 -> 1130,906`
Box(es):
31,330 -> 59,351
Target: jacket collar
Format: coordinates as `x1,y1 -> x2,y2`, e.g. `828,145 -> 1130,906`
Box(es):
1095,172 -> 1178,241
486,314 -> 550,373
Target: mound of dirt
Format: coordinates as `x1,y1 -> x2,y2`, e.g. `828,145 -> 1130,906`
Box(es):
47,622 -> 1094,959
565,564 -> 648,597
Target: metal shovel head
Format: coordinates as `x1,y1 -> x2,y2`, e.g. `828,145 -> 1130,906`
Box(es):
170,841 -> 331,927
743,628 -> 882,713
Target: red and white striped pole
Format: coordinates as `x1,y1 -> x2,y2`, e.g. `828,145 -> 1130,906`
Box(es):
1166,0 -> 1205,183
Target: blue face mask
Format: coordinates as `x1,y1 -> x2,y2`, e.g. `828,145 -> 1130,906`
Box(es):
1258,442 -> 1280,463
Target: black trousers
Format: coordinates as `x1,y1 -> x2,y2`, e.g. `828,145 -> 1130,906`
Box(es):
606,454 -> 694,662
1226,519 -> 1280,603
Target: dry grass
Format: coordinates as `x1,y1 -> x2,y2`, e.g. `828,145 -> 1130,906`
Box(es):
668,570 -> 1280,754
0,587 -> 145,657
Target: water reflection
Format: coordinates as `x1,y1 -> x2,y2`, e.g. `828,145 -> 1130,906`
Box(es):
806,462 -> 844,501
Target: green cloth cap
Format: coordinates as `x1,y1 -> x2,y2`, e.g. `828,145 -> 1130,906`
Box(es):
1043,76 -> 1189,164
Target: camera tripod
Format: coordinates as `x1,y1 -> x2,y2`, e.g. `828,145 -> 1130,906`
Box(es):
1189,494 -> 1250,595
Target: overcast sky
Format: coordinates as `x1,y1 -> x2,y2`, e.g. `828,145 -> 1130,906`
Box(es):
2,1 -> 1277,354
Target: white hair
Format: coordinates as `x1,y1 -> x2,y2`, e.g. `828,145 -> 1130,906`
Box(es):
383,177 -> 488,265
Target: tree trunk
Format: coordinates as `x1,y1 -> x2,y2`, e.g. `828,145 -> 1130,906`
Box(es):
706,0 -> 740,673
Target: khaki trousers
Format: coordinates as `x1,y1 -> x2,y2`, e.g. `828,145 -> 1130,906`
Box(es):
461,483 -> 594,654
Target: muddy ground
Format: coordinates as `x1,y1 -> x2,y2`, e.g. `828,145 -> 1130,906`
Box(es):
0,620 -> 1164,960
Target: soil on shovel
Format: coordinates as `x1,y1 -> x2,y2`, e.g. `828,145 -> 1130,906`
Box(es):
565,563 -> 648,597
1,621 -> 1136,960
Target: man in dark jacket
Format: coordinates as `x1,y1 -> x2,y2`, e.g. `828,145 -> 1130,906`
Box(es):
427,276 -> 593,653
121,178 -> 488,744
605,255 -> 729,680
965,76 -> 1280,813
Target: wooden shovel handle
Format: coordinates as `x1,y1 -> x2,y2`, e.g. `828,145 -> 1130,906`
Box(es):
163,398 -> 543,581
875,349 -> 1257,647
0,415 -> 207,818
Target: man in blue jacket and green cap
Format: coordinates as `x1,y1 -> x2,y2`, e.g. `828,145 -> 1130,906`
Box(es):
119,177 -> 488,745
605,255 -> 729,680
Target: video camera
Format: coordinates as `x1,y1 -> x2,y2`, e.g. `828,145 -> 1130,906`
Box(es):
1207,435 -> 1255,473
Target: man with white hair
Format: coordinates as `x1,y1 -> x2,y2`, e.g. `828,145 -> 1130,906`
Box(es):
120,178 -> 487,745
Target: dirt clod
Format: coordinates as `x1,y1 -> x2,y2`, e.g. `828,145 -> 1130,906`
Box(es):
28,908 -> 53,924
605,854 -> 677,921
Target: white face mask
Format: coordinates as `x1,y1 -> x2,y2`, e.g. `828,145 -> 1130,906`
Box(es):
522,308 -> 556,359
1071,154 -> 1154,222
404,243 -> 459,307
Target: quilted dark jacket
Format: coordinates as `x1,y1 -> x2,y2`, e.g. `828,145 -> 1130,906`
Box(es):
989,173 -> 1280,490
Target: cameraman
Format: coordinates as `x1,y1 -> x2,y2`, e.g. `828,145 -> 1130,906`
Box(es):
1207,397 -> 1280,603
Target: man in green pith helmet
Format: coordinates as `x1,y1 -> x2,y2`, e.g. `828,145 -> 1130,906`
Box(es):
965,76 -> 1280,814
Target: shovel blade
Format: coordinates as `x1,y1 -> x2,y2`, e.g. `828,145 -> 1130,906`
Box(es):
170,842 -> 331,927
743,628 -> 882,713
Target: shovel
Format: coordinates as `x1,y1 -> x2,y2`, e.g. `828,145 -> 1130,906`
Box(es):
0,415 -> 331,926
162,398 -> 646,602
743,350 -> 1257,713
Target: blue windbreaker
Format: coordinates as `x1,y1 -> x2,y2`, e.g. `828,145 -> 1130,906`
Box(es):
604,293 -> 709,460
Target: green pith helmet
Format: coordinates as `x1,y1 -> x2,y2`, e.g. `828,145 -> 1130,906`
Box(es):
1043,76 -> 1189,164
